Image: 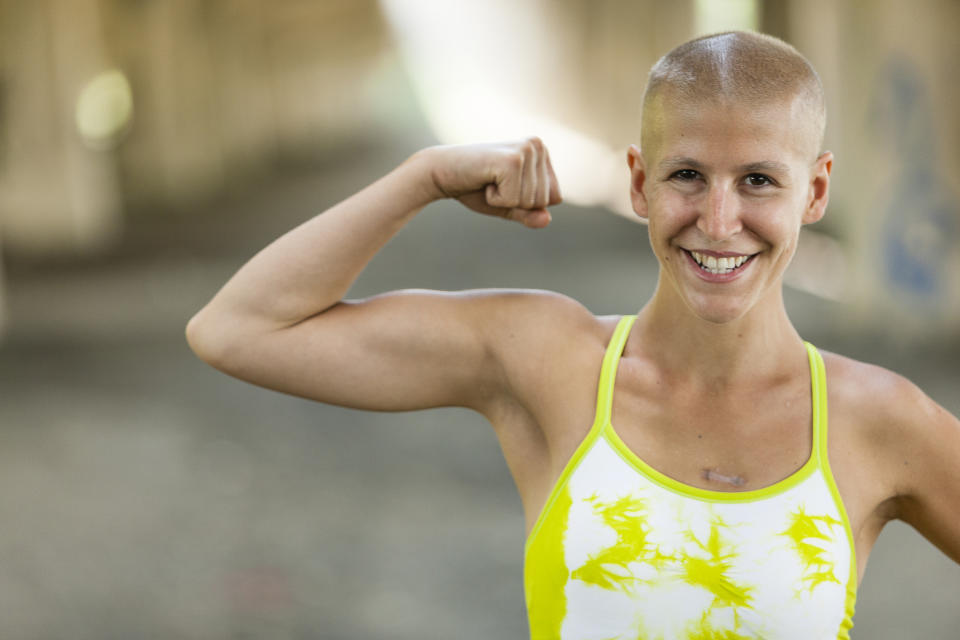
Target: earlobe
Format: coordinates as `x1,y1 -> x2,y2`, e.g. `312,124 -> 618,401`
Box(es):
627,144 -> 649,220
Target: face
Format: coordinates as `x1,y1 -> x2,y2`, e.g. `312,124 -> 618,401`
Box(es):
628,95 -> 833,325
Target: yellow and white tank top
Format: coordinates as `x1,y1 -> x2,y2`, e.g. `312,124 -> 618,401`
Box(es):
524,315 -> 857,639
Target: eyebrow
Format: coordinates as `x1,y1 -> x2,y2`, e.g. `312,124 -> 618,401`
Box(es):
660,156 -> 791,174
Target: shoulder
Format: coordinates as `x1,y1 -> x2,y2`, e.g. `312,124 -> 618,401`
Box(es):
469,288 -> 622,426
480,287 -> 622,364
822,350 -> 960,549
821,350 -> 943,468
465,288 -> 616,360
821,350 -> 915,419
821,350 -> 947,451
468,287 -> 608,328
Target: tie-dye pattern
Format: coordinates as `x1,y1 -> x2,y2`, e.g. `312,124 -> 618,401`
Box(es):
525,318 -> 856,640
780,506 -> 844,594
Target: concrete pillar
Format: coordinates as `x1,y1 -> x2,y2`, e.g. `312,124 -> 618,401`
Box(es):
108,0 -> 391,208
264,1 -> 392,158
204,0 -> 278,183
0,242 -> 5,339
107,0 -> 225,209
0,0 -> 123,257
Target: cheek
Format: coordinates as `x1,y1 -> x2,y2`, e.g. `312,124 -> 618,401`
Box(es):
649,193 -> 697,234
744,201 -> 804,245
646,218 -> 674,267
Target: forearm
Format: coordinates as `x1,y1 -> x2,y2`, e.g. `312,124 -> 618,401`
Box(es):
189,150 -> 440,336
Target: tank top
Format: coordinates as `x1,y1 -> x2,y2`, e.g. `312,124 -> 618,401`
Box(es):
524,315 -> 857,639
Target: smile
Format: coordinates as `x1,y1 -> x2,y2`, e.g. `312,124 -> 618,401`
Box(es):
686,250 -> 755,275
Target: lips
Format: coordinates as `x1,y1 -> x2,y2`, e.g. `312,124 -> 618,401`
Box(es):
682,249 -> 757,280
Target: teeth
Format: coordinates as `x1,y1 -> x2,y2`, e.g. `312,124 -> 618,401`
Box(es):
689,251 -> 752,274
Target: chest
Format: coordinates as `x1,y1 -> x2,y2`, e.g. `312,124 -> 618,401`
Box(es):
525,430 -> 856,639
609,363 -> 814,493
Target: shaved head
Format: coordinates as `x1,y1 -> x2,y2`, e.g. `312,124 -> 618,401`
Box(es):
641,31 -> 826,161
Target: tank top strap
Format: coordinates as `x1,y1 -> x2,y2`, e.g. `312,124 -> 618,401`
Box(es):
591,315 -> 637,432
803,341 -> 829,467
588,324 -> 830,473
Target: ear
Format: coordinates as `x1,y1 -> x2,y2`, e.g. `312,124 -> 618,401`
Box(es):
627,144 -> 650,220
802,150 -> 833,225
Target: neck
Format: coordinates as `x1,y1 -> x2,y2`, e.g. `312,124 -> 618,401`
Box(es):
632,281 -> 806,390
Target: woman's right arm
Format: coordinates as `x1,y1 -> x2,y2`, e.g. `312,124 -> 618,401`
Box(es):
185,138 -> 569,413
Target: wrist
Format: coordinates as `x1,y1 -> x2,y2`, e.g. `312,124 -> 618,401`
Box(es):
403,146 -> 449,206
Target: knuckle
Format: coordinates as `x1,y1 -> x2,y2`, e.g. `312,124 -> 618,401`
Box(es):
506,150 -> 524,171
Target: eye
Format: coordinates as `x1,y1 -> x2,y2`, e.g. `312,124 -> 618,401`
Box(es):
744,173 -> 774,187
670,169 -> 701,181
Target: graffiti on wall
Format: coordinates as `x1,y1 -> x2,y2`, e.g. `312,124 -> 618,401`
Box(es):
873,56 -> 957,309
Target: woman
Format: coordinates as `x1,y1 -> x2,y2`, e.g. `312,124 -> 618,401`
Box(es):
187,31 -> 960,639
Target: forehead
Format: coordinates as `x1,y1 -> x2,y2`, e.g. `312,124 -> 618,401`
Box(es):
645,93 -> 817,168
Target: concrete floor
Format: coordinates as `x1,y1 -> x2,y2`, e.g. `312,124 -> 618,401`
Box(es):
0,143 -> 958,639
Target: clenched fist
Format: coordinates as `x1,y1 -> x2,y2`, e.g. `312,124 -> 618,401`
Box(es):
421,137 -> 563,228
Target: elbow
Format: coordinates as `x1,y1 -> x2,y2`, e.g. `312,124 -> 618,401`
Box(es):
185,308 -> 228,367
186,307 -> 266,376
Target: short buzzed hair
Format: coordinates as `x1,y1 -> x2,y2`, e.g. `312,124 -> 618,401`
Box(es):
641,31 -> 826,159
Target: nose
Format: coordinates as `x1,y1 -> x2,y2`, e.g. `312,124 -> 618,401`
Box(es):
697,182 -> 742,241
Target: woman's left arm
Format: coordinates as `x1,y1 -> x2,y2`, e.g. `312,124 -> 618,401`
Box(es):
889,377 -> 960,564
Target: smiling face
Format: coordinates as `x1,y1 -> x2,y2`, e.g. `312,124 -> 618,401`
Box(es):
629,93 -> 832,325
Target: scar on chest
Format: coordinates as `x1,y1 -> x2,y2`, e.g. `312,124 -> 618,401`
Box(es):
702,468 -> 746,487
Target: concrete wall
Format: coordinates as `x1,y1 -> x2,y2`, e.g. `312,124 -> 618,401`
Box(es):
0,0 -> 123,257
0,0 -> 957,343
0,0 -> 395,340
0,0 -> 393,253
101,0 -> 393,211
784,0 -> 960,339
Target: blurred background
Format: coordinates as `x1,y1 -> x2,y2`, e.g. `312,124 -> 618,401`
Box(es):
0,0 -> 957,637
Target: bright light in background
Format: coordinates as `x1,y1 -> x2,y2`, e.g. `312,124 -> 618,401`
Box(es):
379,0 -> 845,300
694,0 -> 760,35
420,87 -> 632,217
378,0 -> 633,219
75,69 -> 133,150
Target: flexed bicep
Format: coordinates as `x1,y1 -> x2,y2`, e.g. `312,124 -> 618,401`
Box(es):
192,288 -> 591,416
195,290 -> 501,412
186,139 -> 569,414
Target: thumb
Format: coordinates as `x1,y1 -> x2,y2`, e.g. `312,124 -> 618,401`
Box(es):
514,208 -> 552,229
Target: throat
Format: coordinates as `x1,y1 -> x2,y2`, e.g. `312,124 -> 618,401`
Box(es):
702,468 -> 747,487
